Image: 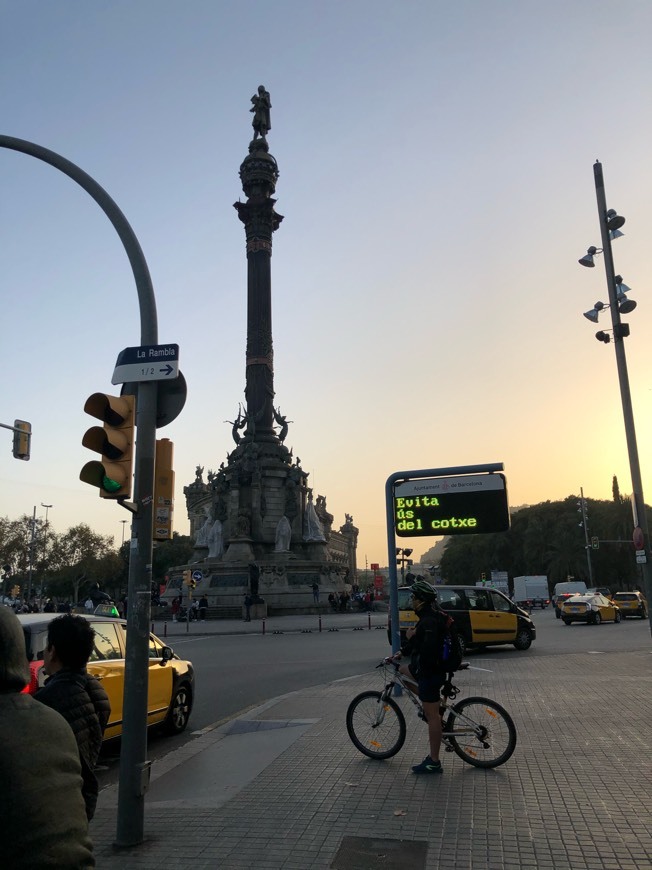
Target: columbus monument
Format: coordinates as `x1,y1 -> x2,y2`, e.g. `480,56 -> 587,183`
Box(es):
170,88 -> 358,614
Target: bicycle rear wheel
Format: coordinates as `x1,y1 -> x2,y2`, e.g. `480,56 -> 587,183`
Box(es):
346,691 -> 406,760
444,696 -> 516,768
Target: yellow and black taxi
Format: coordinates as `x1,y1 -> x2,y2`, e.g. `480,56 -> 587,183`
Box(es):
18,613 -> 194,739
388,585 -> 536,652
560,593 -> 621,626
610,591 -> 647,620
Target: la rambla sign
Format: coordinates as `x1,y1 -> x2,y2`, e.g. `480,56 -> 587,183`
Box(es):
394,473 -> 510,537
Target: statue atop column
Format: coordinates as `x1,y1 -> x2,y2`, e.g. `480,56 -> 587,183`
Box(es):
250,85 -> 271,141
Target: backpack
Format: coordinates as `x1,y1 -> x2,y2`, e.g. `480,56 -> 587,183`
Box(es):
435,609 -> 463,674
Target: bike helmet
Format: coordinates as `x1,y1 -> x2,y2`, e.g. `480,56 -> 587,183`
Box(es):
410,578 -> 438,601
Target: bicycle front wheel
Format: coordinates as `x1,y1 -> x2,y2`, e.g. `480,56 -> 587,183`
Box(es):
444,696 -> 516,768
346,691 -> 406,760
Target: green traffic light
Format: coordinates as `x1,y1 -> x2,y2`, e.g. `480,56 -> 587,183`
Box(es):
102,476 -> 123,494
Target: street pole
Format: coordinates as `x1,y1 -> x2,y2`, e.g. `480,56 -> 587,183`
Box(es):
579,488 -> 594,586
26,505 -> 36,601
0,135 -> 159,845
40,503 -> 53,598
593,161 -> 652,636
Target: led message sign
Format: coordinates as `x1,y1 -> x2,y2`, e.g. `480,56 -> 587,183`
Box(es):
394,473 -> 510,537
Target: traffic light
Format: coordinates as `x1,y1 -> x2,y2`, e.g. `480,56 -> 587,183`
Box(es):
80,394 -> 135,498
12,420 -> 31,461
481,572 -> 486,583
153,438 -> 174,541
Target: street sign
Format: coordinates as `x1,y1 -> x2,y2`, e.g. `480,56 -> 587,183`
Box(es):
192,570 -> 203,582
636,553 -> 647,564
112,344 -> 179,385
633,526 -> 645,550
394,473 -> 509,537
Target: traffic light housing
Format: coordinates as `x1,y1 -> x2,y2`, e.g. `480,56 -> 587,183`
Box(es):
153,438 -> 174,541
80,393 -> 135,499
12,420 -> 31,460
481,572 -> 486,583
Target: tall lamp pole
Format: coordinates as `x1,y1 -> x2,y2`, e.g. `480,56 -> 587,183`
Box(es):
580,161 -> 652,636
40,503 -> 53,596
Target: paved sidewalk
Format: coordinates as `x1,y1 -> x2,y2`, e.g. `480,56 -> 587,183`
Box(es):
90,641 -> 652,869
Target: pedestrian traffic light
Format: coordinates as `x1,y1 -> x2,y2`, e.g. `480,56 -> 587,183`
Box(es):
591,536 -> 600,550
80,394 -> 135,499
153,438 -> 174,541
481,572 -> 486,583
12,420 -> 31,461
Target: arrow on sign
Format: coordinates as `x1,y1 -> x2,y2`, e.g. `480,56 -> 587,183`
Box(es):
159,364 -> 175,376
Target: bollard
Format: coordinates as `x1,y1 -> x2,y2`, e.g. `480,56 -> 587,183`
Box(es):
368,613 -> 371,630
262,617 -> 266,636
319,614 -> 322,633
151,622 -> 154,633
163,622 -> 167,638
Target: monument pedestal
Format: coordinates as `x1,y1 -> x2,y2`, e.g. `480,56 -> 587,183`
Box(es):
223,538 -> 255,563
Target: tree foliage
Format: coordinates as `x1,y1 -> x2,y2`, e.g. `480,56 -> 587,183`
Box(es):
437,494 -> 648,592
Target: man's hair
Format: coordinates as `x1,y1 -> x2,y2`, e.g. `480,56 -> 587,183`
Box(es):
47,614 -> 95,669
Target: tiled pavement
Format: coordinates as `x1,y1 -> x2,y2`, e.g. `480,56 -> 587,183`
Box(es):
90,645 -> 652,869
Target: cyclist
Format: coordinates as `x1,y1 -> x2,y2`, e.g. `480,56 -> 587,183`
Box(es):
389,578 -> 446,774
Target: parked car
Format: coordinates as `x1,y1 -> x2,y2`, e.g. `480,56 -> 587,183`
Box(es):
388,585 -> 536,652
611,591 -> 648,619
18,613 -> 194,739
560,593 -> 621,626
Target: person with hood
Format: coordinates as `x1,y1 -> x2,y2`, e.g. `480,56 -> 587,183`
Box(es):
0,606 -> 95,867
35,613 -> 111,821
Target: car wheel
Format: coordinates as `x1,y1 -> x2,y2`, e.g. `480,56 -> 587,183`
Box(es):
513,628 -> 532,650
457,634 -> 467,657
614,610 -> 621,623
593,612 -> 602,626
164,684 -> 192,735
562,618 -> 571,625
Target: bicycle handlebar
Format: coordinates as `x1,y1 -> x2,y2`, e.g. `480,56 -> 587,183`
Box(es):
378,658 -> 470,671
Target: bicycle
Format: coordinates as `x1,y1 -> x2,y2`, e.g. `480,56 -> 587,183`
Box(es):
346,660 -> 516,768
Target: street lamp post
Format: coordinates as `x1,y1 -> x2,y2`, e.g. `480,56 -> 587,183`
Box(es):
580,160 -> 652,637
120,519 -> 128,546
40,503 -> 53,597
577,488 -> 594,586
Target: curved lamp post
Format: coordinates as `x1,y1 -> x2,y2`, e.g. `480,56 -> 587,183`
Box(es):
0,135 -> 158,845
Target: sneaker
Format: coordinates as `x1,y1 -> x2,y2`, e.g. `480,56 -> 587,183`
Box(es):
411,756 -> 442,775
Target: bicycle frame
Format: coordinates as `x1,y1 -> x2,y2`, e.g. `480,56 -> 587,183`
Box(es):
378,662 -> 488,741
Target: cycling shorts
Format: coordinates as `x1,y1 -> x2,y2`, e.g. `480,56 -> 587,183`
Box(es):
408,664 -> 444,703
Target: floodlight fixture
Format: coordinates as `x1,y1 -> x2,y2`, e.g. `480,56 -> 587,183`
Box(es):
578,245 -> 601,267
606,209 -> 626,232
595,330 -> 611,343
609,228 -> 624,241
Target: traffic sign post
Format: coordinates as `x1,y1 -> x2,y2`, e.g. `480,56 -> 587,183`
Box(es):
112,344 -> 179,385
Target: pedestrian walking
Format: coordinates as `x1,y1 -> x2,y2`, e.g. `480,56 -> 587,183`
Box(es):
244,592 -> 253,622
312,581 -> 320,604
35,614 -> 111,820
199,595 -> 208,622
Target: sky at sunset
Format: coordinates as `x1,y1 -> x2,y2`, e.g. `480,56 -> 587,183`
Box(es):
2,1 -> 652,570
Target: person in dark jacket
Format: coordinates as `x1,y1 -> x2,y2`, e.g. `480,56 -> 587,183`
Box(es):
390,579 -> 446,775
35,614 -> 111,819
0,606 -> 95,867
